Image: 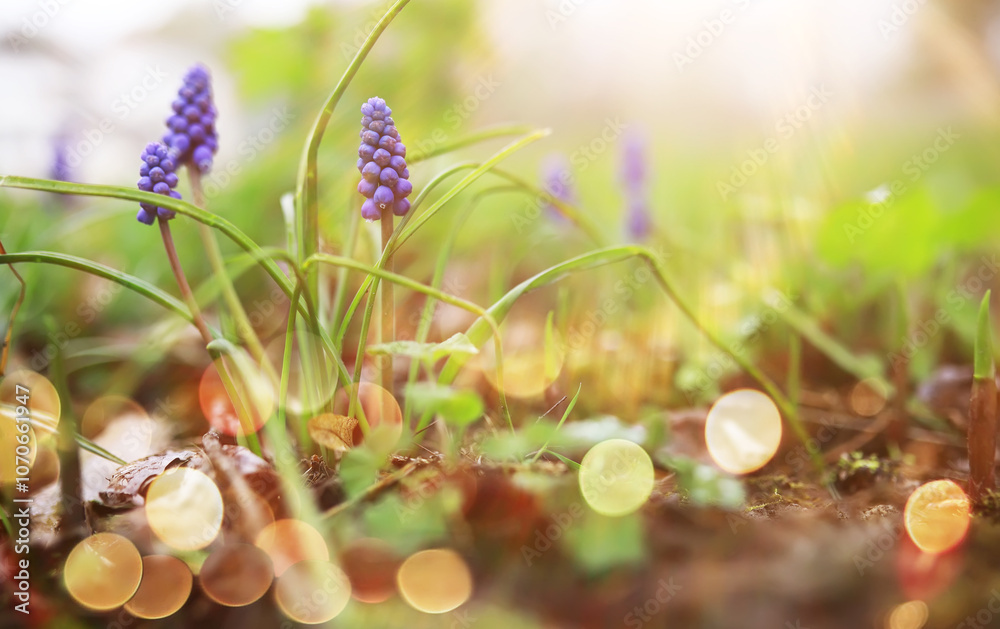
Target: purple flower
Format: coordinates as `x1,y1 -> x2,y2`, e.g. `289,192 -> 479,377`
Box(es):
541,154 -> 575,221
136,142 -> 181,225
163,65 -> 218,174
357,97 -> 412,221
50,136 -> 72,183
620,132 -> 652,242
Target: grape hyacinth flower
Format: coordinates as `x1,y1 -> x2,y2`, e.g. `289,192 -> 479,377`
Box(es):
620,133 -> 653,242
163,65 -> 218,174
541,154 -> 575,221
136,142 -> 181,225
357,97 -> 412,221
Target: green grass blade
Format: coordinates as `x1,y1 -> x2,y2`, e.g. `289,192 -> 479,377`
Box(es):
304,253 -> 513,430
531,383 -> 582,463
391,130 -> 550,253
436,245 -> 826,477
975,290 -> 994,380
407,124 -> 537,164
0,176 -> 296,299
775,297 -> 891,392
0,251 -> 192,322
294,0 -> 412,277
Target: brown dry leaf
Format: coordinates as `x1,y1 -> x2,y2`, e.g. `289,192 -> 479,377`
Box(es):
98,450 -> 201,508
307,413 -> 357,451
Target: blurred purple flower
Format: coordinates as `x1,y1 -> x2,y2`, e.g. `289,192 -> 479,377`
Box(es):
541,154 -> 575,221
163,65 -> 218,174
136,142 -> 181,225
50,137 -> 72,182
620,132 -> 653,242
357,97 -> 412,221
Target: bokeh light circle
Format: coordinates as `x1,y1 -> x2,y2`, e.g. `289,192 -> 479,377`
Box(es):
0,419 -> 35,487
705,388 -> 782,475
275,560 -> 352,624
481,319 -> 565,399
199,544 -> 274,607
1,369 -> 61,426
81,395 -> 147,440
397,549 -> 473,614
255,519 -> 329,576
886,600 -> 929,629
198,362 -> 274,437
851,377 -> 888,417
124,555 -> 192,619
144,468 -> 223,551
64,533 -> 142,611
904,480 -> 971,554
578,439 -> 654,517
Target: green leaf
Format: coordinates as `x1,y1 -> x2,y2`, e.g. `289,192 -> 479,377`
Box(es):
975,290 -> 994,380
367,333 -> 478,362
661,455 -> 745,509
339,445 -> 387,499
404,383 -> 484,427
562,511 -> 645,575
363,487 -> 459,555
479,423 -> 560,460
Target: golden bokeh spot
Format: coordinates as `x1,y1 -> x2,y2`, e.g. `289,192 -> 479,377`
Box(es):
886,600 -> 929,629
481,320 -> 565,400
255,519 -> 329,577
851,377 -> 888,417
198,363 -> 274,437
144,468 -> 223,551
275,560 -> 352,624
200,544 -> 274,607
705,388 -> 782,475
1,369 -> 61,427
64,533 -> 142,611
904,480 -> 971,554
123,555 -> 192,619
579,438 -> 654,517
397,549 -> 473,614
81,395 -> 147,440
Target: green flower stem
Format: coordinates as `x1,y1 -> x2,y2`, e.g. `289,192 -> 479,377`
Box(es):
0,177 -> 297,302
159,217 -> 261,455
295,0 -> 412,295
0,238 -> 26,377
437,245 -> 826,478
303,253 -> 512,432
188,170 -> 276,385
380,215 -> 395,397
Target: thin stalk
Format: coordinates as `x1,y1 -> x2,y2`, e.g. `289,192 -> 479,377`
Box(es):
295,0 -> 412,294
158,218 -> 261,455
0,238 -> 25,377
407,124 -> 536,164
969,291 -> 996,502
49,329 -> 85,541
380,215 -> 395,397
188,171 -> 276,384
304,253 -> 512,431
276,286 -> 302,433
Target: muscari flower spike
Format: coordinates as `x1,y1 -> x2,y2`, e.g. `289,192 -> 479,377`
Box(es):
357,97 -> 412,221
620,133 -> 652,242
136,142 -> 181,225
163,65 -> 218,174
541,154 -> 575,221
